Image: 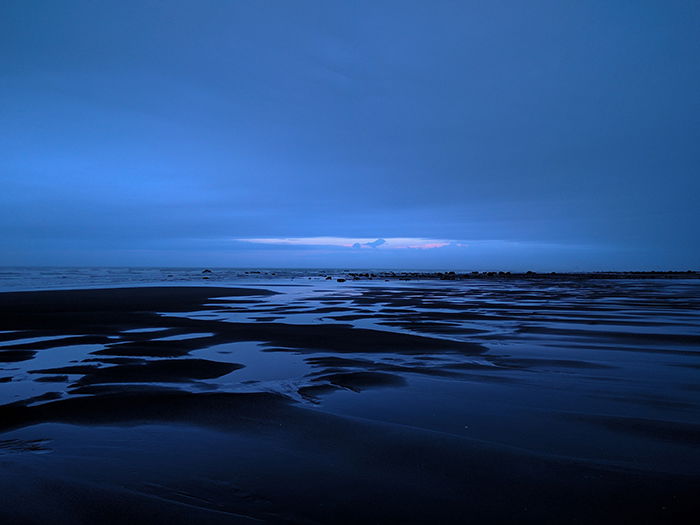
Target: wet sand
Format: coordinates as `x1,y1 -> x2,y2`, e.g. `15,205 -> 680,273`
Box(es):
0,283 -> 699,523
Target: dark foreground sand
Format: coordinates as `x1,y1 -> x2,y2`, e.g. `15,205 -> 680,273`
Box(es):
0,284 -> 698,523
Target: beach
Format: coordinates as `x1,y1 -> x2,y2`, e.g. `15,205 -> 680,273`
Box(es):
1,279 -> 699,523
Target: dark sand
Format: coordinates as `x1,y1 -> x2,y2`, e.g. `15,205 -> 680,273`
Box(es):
0,283 -> 699,523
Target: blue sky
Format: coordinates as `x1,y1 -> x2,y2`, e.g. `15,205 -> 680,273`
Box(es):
1,1 -> 698,270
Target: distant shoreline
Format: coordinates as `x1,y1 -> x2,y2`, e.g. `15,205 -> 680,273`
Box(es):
0,268 -> 697,294
328,270 -> 700,281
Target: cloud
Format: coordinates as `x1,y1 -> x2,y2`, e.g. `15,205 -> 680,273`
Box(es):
237,237 -> 453,249
365,238 -> 386,248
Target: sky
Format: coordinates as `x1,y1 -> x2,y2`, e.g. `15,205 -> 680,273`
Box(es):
1,0 -> 698,270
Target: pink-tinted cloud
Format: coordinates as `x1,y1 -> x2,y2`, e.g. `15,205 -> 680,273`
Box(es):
237,237 -> 455,250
